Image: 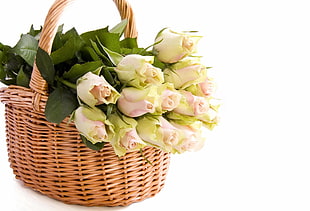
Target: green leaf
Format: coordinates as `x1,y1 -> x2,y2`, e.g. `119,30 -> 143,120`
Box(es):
0,50 -> 4,63
36,47 -> 55,85
45,86 -> 79,124
120,38 -> 138,49
27,25 -> 42,38
110,19 -> 128,36
52,25 -> 65,51
81,46 -> 101,61
16,67 -> 30,88
63,61 -> 103,82
51,36 -> 85,65
90,40 -> 113,66
96,37 -> 123,66
80,134 -> 105,151
101,67 -> 115,85
62,27 -> 79,41
80,27 -> 109,46
0,64 -> 5,81
97,32 -> 121,53
12,34 -> 38,66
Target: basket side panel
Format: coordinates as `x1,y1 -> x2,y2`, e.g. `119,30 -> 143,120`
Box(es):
2,87 -> 170,207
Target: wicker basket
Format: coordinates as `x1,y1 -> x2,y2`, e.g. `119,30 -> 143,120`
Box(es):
0,0 -> 170,207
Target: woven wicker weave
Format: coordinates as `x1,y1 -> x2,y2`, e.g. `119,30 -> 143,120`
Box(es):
0,0 -> 170,207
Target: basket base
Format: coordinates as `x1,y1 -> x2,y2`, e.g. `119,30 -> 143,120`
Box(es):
10,144 -> 170,207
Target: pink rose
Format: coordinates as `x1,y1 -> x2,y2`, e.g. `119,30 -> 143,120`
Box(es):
117,86 -> 158,117
73,106 -> 114,144
77,72 -> 120,106
171,121 -> 205,153
199,78 -> 214,96
160,89 -> 182,111
120,130 -> 142,150
173,90 -> 209,116
136,116 -> 180,153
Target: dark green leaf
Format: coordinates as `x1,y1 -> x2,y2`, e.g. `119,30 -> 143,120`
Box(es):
27,25 -> 42,38
120,38 -> 138,49
96,37 -> 123,66
121,47 -> 146,55
45,86 -> 79,124
36,47 -> 55,85
52,25 -> 65,51
0,50 -> 4,63
110,19 -> 128,36
101,67 -> 117,86
6,53 -> 24,75
51,36 -> 85,65
90,40 -> 113,66
80,135 -> 105,151
62,27 -> 79,41
97,32 -> 120,53
0,64 -> 5,81
80,27 -> 109,46
16,67 -> 30,88
12,34 -> 38,66
63,61 -> 103,82
81,46 -> 101,61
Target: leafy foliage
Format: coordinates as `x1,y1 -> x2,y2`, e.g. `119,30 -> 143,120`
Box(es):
0,20 -> 145,125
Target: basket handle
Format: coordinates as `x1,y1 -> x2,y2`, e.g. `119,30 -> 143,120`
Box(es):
29,0 -> 137,95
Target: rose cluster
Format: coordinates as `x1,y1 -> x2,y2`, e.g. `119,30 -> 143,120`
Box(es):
72,28 -> 219,156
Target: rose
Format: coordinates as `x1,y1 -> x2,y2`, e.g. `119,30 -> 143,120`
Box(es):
115,54 -> 164,88
173,90 -> 209,116
196,98 -> 220,130
77,72 -> 120,107
117,86 -> 159,117
170,121 -> 205,153
136,115 -> 180,153
160,89 -> 182,111
156,83 -> 182,113
153,28 -> 202,63
164,57 -> 207,89
186,77 -> 215,97
72,106 -> 114,144
108,113 -> 146,156
196,108 -> 219,130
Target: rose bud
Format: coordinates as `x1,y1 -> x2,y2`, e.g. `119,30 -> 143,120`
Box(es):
108,113 -> 146,156
156,83 -> 182,113
164,57 -> 207,89
136,115 -> 180,153
170,121 -> 205,153
173,90 -> 209,116
186,77 -> 215,97
117,86 -> 159,117
153,28 -> 202,63
73,106 -> 114,144
115,54 -> 164,88
77,72 -> 120,107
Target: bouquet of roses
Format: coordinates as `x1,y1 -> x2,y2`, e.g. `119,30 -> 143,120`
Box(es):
0,21 -> 219,156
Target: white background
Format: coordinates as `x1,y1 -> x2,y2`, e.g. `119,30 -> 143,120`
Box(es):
1,0 -> 310,210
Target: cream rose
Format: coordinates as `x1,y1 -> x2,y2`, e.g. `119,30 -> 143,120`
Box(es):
77,72 -> 120,106
115,54 -> 164,88
73,106 -> 114,144
136,116 -> 180,153
117,86 -> 159,117
173,90 -> 209,116
164,57 -> 207,89
108,113 -> 146,156
153,28 -> 202,63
